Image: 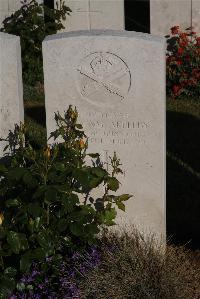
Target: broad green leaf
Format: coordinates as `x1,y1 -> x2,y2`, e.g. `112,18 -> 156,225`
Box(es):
75,124 -> 83,129
5,199 -> 20,208
63,193 -> 79,213
7,231 -> 21,254
118,194 -> 132,202
32,248 -> 46,260
0,164 -> 7,174
84,223 -> 100,236
45,186 -> 57,203
91,167 -> 107,178
19,234 -> 29,251
54,162 -> 65,171
27,203 -> 42,217
4,267 -> 17,278
88,177 -> 103,189
20,251 -> 32,272
7,168 -> 26,181
0,249 -> 12,257
0,227 -> 6,240
23,172 -> 37,188
37,230 -> 54,253
70,222 -> 84,237
116,201 -> 126,212
0,277 -> 15,298
33,185 -> 47,199
57,219 -> 68,232
102,208 -> 117,226
7,231 -> 28,254
107,177 -> 120,191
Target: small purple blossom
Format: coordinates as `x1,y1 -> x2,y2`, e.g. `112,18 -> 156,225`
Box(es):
10,246 -> 101,299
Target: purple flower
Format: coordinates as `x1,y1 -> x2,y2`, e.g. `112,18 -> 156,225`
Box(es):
38,284 -> 44,290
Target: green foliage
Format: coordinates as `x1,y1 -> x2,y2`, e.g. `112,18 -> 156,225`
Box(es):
0,106 -> 131,298
0,0 -> 71,86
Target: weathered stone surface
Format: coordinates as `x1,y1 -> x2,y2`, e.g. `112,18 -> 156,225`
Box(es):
57,0 -> 124,31
0,32 -> 24,155
193,0 -> 200,34
43,30 -> 166,240
150,0 -> 191,36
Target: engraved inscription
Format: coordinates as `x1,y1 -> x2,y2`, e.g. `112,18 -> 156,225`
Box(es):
77,52 -> 131,107
79,112 -> 149,146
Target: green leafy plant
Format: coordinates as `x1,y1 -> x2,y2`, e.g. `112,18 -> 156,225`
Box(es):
0,0 -> 71,86
0,106 -> 131,298
166,26 -> 200,98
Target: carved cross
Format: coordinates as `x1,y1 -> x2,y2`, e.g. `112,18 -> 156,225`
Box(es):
74,0 -> 101,29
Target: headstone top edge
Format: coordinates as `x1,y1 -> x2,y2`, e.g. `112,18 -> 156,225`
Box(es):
0,32 -> 20,40
43,30 -> 165,44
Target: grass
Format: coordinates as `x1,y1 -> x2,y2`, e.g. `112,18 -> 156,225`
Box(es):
24,95 -> 46,149
23,89 -> 200,249
79,229 -> 200,299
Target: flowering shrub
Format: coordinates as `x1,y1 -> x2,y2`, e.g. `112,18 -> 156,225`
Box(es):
0,106 -> 131,298
166,26 -> 200,98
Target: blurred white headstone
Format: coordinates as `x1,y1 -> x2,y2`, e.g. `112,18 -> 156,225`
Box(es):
0,32 -> 24,156
56,0 -> 124,31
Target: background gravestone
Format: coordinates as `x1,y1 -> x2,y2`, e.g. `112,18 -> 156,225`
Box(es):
0,32 -> 24,156
150,0 -> 191,36
56,0 -> 124,31
43,30 -> 166,239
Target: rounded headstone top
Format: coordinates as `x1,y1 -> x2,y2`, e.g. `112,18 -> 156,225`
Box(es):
44,30 -> 165,44
0,32 -> 19,40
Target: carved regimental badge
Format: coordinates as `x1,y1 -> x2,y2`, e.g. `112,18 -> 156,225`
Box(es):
77,52 -> 131,107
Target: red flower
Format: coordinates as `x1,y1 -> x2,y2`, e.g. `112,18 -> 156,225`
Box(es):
179,40 -> 188,47
187,79 -> 197,86
172,85 -> 182,96
179,32 -> 188,39
192,69 -> 200,79
177,60 -> 182,65
177,47 -> 184,55
196,37 -> 200,46
171,26 -> 179,35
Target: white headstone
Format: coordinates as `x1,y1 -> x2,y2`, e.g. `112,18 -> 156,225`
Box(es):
0,32 -> 24,155
56,0 -> 124,31
150,0 -> 191,36
43,30 -> 166,239
193,0 -> 200,34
